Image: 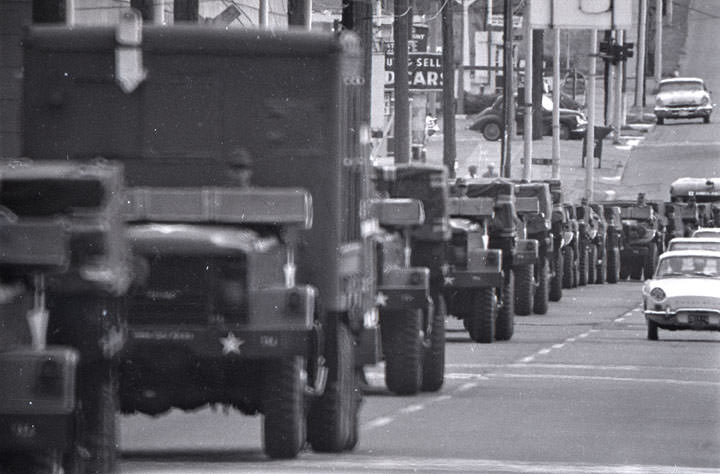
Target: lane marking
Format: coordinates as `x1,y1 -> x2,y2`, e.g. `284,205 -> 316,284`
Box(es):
120,455 -> 720,473
492,372 -> 720,387
551,343 -> 565,349
614,317 -> 625,322
364,416 -> 394,430
399,404 -> 424,414
519,355 -> 535,363
537,348 -> 552,355
578,332 -> 590,338
565,337 -> 577,343
457,382 -> 478,392
447,362 -> 720,373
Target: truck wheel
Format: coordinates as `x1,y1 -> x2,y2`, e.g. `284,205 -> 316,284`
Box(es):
421,296 -> 446,392
514,264 -> 535,316
468,288 -> 496,343
562,247 -> 574,289
263,356 -> 306,459
308,320 -> 357,453
704,115 -> 711,124
76,361 -> 119,474
643,244 -> 658,279
647,320 -> 659,340
630,257 -> 643,280
586,244 -> 597,284
559,123 -> 570,140
549,251 -> 563,301
482,122 -> 502,141
595,246 -> 607,284
495,270 -> 514,341
533,259 -> 549,315
656,117 -> 664,125
606,246 -> 620,283
381,309 -> 422,395
578,243 -> 589,286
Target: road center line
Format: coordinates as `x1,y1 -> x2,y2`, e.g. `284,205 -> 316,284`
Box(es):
537,348 -> 552,355
456,382 -> 478,392
551,343 -> 565,349
363,416 -> 394,430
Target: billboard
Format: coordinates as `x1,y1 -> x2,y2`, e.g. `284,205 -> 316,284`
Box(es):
385,53 -> 443,91
531,0 -> 632,29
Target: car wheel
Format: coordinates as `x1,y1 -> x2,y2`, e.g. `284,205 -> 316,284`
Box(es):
656,117 -> 664,125
704,115 -> 711,124
559,124 -> 570,140
482,122 -> 502,141
647,320 -> 659,340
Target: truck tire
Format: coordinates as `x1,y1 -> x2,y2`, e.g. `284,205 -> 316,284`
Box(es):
586,244 -> 597,284
606,246 -> 620,283
549,251 -> 563,302
562,246 -> 574,289
421,296 -> 445,392
514,264 -> 535,316
263,356 -> 306,459
76,361 -> 118,474
647,320 -> 659,340
578,243 -> 589,286
495,270 -> 514,341
643,244 -> 658,279
630,256 -> 643,280
595,245 -> 607,284
308,320 -> 357,453
381,309 -> 422,395
533,259 -> 549,315
467,288 -> 496,343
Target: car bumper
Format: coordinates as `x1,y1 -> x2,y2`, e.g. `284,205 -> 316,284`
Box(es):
645,308 -> 720,330
654,105 -> 712,119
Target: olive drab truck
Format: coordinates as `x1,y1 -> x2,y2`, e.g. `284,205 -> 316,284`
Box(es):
0,161 -> 130,474
443,179 -> 507,343
371,168 -> 445,394
512,183 -> 550,315
462,179 -> 523,338
562,203 -> 580,289
372,164 -> 448,386
576,199 -> 605,285
22,22 -> 379,459
601,205 -> 623,283
541,180 -> 572,302
669,177 -> 720,230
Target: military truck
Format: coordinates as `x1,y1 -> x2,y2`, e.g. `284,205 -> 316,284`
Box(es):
602,196 -> 666,280
443,178 -> 511,342
669,177 -> 720,229
0,161 -> 129,473
601,205 -> 623,283
464,179 -> 527,331
22,24 -> 379,458
562,203 -> 580,289
372,165 -> 451,380
370,171 -> 445,394
541,180 -> 573,301
576,200 -> 606,285
513,182 -> 552,315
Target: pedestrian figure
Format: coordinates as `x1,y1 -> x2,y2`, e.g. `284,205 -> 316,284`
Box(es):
468,165 -> 478,178
482,164 -> 499,178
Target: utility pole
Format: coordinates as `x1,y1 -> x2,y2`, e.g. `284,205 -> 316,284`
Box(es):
634,0 -> 647,108
551,27 -> 560,179
500,0 -> 513,179
522,0 -> 532,182
442,0 -> 457,177
393,0 -> 411,164
342,0 -> 373,122
654,0 -> 663,84
585,29 -> 598,201
259,0 -> 269,27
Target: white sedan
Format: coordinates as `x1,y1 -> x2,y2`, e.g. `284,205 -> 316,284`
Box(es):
642,250 -> 720,340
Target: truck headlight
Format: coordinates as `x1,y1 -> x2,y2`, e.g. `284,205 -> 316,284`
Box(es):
655,97 -> 664,107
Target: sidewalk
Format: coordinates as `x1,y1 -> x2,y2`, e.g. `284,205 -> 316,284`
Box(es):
424,106 -> 655,204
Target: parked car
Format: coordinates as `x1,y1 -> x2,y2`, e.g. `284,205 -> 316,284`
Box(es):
642,250 -> 720,340
667,237 -> 720,252
654,77 -> 713,125
468,95 -> 587,141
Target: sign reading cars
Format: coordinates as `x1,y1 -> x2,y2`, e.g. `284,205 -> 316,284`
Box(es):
385,53 -> 443,91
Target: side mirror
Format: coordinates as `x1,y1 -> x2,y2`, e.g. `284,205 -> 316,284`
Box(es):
373,198 -> 425,228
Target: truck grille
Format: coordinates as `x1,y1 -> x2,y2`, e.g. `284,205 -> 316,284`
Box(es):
129,255 -> 247,325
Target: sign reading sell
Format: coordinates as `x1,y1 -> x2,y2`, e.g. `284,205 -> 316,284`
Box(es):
385,53 -> 443,91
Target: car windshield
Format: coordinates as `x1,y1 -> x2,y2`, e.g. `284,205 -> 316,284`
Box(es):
659,81 -> 704,93
667,242 -> 720,252
655,256 -> 720,278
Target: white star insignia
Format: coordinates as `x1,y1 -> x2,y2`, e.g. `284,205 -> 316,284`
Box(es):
220,332 -> 244,355
444,276 -> 455,286
376,292 -> 388,307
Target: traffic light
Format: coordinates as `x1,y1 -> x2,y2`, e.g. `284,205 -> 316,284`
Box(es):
622,42 -> 635,60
